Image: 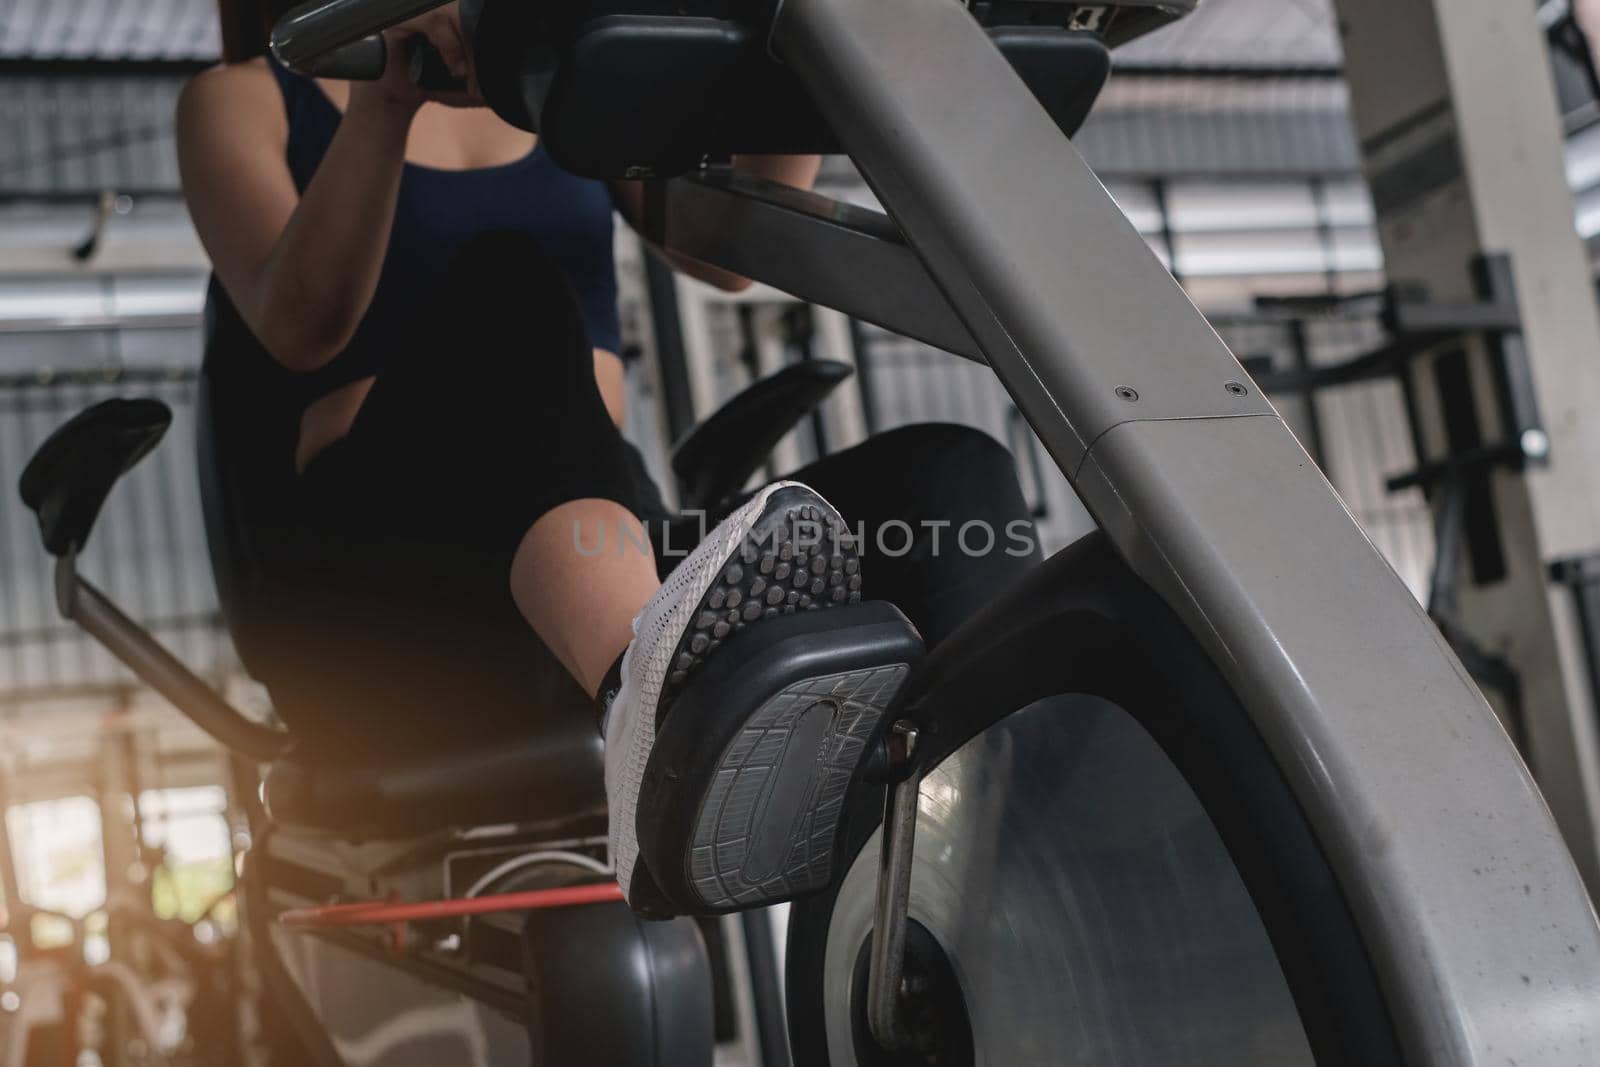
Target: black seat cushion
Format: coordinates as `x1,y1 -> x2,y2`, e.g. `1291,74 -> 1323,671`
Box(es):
263,714 -> 605,838
19,398 -> 172,557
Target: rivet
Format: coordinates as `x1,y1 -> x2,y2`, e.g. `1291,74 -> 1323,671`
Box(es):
1115,386 -> 1139,402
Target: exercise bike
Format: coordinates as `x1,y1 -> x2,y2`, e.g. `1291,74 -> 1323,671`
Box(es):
20,0 -> 1600,1063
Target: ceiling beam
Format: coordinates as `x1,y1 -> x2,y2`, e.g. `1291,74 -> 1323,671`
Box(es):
0,58 -> 210,76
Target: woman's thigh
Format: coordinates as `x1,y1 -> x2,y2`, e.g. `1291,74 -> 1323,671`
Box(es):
775,423 -> 1042,646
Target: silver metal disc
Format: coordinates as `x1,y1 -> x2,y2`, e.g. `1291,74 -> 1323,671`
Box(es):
822,696 -> 1316,1065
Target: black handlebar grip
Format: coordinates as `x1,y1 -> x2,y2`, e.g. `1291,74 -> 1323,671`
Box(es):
408,38 -> 467,92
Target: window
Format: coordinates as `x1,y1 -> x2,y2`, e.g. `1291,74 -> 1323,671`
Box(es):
5,796 -> 106,946
138,786 -> 234,926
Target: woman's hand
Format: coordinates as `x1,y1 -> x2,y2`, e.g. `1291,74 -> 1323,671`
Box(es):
350,2 -> 484,114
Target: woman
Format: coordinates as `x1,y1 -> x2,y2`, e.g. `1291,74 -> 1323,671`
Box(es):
178,1 -> 1037,913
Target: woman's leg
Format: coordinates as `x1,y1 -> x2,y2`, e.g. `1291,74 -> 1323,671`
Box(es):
290,233 -> 922,917
774,423 -> 1042,645
511,499 -> 659,698
608,425 -> 1033,914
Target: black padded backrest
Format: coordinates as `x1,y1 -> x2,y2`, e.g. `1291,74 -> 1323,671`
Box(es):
671,360 -> 853,512
19,398 -> 172,557
466,0 -> 1113,180
196,279 -> 299,680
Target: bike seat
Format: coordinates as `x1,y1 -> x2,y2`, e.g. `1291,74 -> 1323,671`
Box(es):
18,398 -> 172,557
263,715 -> 605,838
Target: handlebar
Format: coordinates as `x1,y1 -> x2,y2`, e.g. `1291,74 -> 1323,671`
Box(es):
270,0 -> 453,79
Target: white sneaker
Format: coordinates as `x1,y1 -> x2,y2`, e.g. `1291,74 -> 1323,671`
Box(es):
603,481 -> 917,915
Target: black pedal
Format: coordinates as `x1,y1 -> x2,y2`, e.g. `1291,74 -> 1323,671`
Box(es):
638,602 -> 925,914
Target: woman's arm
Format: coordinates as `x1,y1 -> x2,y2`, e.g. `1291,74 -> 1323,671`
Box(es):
1580,0 -> 1600,74
176,10 -> 477,373
611,154 -> 823,293
729,154 -> 824,194
178,70 -> 414,372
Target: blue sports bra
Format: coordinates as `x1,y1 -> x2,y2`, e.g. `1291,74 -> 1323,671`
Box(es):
263,55 -> 624,401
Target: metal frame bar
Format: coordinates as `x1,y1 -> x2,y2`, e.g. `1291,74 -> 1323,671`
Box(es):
866,721 -> 920,1051
763,0 -> 1600,1063
56,556 -> 290,763
1551,554 -> 1600,737
648,172 -> 980,360
271,0 -> 448,68
642,251 -> 700,443
737,909 -> 793,1067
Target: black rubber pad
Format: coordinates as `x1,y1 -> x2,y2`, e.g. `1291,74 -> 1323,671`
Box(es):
687,663 -> 910,909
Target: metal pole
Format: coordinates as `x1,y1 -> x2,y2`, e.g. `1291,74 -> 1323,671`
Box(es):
866,721 -> 919,1053
58,558 -> 290,763
1334,0 -> 1600,887
643,251 -> 700,443
738,909 -> 793,1067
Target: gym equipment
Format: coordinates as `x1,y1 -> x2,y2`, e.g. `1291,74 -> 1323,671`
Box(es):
267,0 -> 1600,1062
0,902 -> 215,1067
18,0 -> 1600,1063
20,352 -> 856,1062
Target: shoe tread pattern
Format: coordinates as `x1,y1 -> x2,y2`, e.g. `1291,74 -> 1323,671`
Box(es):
663,491 -> 862,700
688,663 -> 909,910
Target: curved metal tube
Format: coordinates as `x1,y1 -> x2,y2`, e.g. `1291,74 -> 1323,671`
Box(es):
269,0 -> 449,74
58,557 -> 290,763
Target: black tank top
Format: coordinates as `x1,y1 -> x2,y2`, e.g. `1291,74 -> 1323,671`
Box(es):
200,59 -> 626,597
265,55 -> 623,396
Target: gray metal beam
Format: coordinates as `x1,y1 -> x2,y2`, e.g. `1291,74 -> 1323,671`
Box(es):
58,558 -> 290,763
1334,0 -> 1600,890
649,172 -> 981,360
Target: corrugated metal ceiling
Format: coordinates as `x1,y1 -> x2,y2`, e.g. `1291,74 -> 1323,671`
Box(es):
0,0 -> 1341,67
1,0 -> 220,61
1119,0 -> 1343,69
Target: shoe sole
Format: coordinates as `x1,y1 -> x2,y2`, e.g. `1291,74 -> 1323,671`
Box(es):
660,486 -> 905,911
687,662 -> 909,910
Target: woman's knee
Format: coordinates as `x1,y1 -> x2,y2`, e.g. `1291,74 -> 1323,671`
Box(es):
866,423 -> 1020,488
811,423 -> 1030,537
